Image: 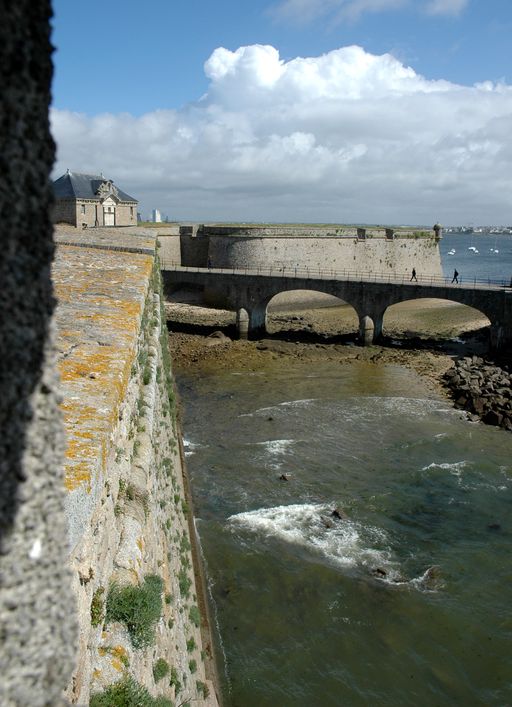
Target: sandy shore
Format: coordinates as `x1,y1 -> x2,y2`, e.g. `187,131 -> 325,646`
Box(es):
165,293 -> 490,398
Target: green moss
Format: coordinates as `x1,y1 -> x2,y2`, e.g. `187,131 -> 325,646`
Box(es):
106,575 -> 163,649
169,666 -> 181,694
188,605 -> 200,628
188,659 -> 197,674
186,637 -> 196,653
178,569 -> 192,599
196,681 -> 210,699
90,587 -> 105,627
153,658 -> 170,683
89,676 -> 173,707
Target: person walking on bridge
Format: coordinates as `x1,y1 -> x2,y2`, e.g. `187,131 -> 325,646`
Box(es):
451,269 -> 459,284
410,267 -> 417,282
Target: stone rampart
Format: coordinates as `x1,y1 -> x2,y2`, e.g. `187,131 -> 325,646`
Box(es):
53,228 -> 218,706
160,224 -> 441,278
160,225 -> 442,309
206,232 -> 441,276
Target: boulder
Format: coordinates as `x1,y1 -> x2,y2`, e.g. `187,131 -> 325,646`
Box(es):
482,409 -> 503,427
330,507 -> 348,521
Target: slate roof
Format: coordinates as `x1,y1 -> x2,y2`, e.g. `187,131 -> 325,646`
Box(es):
53,171 -> 138,203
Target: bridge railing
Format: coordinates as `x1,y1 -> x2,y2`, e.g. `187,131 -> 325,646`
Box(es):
159,259 -> 511,290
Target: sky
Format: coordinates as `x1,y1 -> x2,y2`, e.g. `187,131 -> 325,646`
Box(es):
50,0 -> 512,225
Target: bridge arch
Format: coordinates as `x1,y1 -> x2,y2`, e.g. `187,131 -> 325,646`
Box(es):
263,290 -> 359,339
381,298 -> 491,343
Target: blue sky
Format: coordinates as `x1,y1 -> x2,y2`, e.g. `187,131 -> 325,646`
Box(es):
50,0 -> 512,224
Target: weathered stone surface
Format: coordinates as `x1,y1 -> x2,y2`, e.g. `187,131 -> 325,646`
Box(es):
0,2 -> 78,704
52,230 -> 218,704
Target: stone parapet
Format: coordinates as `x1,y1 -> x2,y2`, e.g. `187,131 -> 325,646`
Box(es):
52,230 -> 218,705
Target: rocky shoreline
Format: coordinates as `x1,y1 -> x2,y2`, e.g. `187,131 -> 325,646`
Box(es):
443,356 -> 512,431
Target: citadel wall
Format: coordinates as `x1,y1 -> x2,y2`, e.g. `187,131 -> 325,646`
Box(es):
53,228 -> 219,706
158,225 -> 443,278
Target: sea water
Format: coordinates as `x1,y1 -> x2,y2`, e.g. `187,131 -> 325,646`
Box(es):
439,232 -> 512,283
177,234 -> 512,706
177,363 -> 512,706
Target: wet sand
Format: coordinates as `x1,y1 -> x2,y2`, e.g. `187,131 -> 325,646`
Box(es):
166,294 -> 490,398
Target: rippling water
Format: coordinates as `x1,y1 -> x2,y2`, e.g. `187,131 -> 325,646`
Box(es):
177,361 -> 512,706
440,232 -> 512,283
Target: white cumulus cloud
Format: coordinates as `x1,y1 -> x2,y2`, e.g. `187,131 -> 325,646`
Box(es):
51,43 -> 512,224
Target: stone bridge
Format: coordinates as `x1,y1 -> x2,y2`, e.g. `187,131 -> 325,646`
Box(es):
162,264 -> 512,350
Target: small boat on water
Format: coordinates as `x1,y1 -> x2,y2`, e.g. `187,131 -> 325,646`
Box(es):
468,246 -> 479,253
448,249 -> 456,255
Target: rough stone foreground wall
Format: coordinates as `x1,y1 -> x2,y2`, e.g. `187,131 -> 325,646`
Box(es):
53,229 -> 218,705
0,1 -> 78,704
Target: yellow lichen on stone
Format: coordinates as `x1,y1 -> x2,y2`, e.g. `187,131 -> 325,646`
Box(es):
111,658 -> 124,672
52,241 -> 155,497
111,646 -> 128,662
64,459 -> 92,493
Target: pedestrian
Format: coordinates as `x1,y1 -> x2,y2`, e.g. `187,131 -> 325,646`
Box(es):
207,256 -> 212,269
410,267 -> 417,282
451,269 -> 459,284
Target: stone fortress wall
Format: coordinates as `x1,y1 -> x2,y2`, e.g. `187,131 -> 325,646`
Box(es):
157,224 -> 443,310
158,224 -> 443,278
53,227 -> 219,706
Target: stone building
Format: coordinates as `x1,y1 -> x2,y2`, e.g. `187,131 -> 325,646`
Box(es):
52,170 -> 138,227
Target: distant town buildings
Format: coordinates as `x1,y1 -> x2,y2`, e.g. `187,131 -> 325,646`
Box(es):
52,171 -> 138,228
444,225 -> 512,234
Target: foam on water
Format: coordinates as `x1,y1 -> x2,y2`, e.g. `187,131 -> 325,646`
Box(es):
239,399 -> 316,417
228,503 -> 396,574
254,439 -> 297,455
183,438 -> 203,457
251,439 -> 298,469
422,461 -> 469,477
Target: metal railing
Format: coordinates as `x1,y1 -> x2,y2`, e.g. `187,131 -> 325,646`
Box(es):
160,259 -> 511,291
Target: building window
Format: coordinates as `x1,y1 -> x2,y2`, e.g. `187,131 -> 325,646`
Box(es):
81,204 -> 86,214
130,207 -> 133,216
